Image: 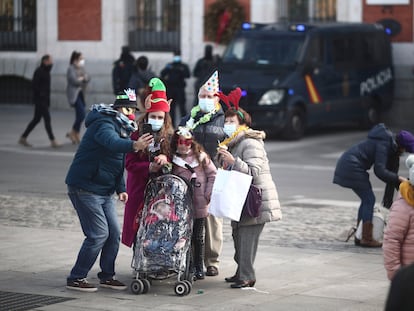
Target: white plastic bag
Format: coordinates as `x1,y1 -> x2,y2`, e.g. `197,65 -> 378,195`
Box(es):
355,207 -> 385,242
209,169 -> 252,221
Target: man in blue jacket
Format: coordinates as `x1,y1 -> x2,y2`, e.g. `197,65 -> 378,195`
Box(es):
65,89 -> 153,292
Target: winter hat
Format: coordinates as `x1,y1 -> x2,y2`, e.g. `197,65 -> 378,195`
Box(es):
406,154 -> 414,186
200,70 -> 219,94
112,88 -> 138,108
144,78 -> 171,113
397,130 -> 414,153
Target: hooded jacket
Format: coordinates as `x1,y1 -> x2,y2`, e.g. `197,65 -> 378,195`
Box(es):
221,128 -> 282,225
383,182 -> 414,280
333,123 -> 399,190
65,108 -> 135,195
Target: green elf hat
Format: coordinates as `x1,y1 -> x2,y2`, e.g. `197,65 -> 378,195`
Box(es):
145,77 -> 171,113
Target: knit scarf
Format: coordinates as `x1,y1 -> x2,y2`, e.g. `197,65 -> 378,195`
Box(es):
382,150 -> 400,209
399,181 -> 414,207
92,103 -> 138,137
218,125 -> 249,148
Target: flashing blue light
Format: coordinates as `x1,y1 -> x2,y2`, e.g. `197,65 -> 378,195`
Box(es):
385,28 -> 392,35
241,90 -> 247,97
242,22 -> 251,30
296,24 -> 306,32
288,89 -> 294,95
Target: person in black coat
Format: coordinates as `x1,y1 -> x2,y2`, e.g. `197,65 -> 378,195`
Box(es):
19,54 -> 60,148
333,123 -> 414,247
112,46 -> 135,95
385,263 -> 414,311
160,51 -> 190,125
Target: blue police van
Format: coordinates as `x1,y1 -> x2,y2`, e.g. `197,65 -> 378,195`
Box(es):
219,22 -> 394,139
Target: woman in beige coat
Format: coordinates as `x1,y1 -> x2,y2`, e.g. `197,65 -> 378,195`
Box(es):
383,155 -> 414,280
216,88 -> 282,288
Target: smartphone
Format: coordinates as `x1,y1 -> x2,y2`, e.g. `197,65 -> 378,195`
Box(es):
142,123 -> 153,135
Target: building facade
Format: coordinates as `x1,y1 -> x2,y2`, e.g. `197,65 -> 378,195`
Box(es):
0,0 -> 413,128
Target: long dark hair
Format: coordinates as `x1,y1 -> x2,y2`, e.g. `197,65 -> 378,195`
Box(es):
69,51 -> 82,65
137,112 -> 174,158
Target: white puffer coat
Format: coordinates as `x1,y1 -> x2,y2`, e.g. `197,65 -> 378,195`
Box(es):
383,193 -> 414,280
223,129 -> 282,226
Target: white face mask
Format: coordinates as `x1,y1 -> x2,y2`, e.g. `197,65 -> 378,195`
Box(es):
198,98 -> 216,112
148,118 -> 164,132
223,124 -> 237,137
78,59 -> 85,67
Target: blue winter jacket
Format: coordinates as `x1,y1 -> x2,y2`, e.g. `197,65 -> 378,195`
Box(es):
65,109 -> 135,195
333,123 -> 400,190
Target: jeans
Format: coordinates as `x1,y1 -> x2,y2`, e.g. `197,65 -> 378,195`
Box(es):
73,92 -> 86,132
353,187 -> 376,222
67,186 -> 120,282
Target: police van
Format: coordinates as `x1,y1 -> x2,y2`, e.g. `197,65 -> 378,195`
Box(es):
219,22 -> 394,139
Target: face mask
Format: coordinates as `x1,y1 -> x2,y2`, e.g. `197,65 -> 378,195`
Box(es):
198,98 -> 216,112
78,59 -> 85,67
223,124 -> 237,137
148,118 -> 164,132
173,56 -> 181,62
44,64 -> 53,71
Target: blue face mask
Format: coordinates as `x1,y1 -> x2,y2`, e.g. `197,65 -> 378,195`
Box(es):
198,98 -> 216,112
223,124 -> 237,137
173,55 -> 181,62
148,118 -> 164,132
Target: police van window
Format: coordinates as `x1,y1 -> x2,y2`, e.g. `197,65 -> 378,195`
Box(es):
304,37 -> 324,65
332,35 -> 356,69
361,32 -> 389,66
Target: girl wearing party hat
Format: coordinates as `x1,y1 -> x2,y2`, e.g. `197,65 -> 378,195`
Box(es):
122,77 -> 175,248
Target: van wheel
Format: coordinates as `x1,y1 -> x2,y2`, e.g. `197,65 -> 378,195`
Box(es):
282,108 -> 305,140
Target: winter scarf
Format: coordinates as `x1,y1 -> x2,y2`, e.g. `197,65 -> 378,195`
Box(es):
91,103 -> 138,136
399,181 -> 414,207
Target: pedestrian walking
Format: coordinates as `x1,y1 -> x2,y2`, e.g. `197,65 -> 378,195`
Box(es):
65,89 -> 152,292
66,50 -> 90,144
171,126 -> 217,279
216,88 -> 282,288
383,154 -> 414,280
160,51 -> 190,125
112,46 -> 135,95
128,55 -> 156,112
193,44 -> 220,96
333,124 -> 414,247
122,77 -> 174,248
179,70 -> 226,277
18,54 -> 60,148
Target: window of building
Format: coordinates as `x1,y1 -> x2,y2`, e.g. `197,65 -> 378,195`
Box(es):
0,0 -> 36,51
128,0 -> 180,52
278,0 -> 336,22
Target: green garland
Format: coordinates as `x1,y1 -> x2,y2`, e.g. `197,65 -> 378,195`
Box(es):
204,0 -> 246,45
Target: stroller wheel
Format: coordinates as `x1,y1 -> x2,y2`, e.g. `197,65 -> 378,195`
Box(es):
174,281 -> 189,296
130,279 -> 144,295
141,279 -> 151,294
183,280 -> 192,294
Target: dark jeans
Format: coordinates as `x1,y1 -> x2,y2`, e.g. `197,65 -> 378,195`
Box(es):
22,103 -> 55,140
168,88 -> 187,125
353,187 -> 376,222
72,92 -> 86,132
67,186 -> 120,282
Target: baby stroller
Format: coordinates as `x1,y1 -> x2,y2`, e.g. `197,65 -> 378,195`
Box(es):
130,173 -> 194,296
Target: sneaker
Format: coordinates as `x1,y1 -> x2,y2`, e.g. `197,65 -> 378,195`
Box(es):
66,278 -> 98,292
100,278 -> 127,290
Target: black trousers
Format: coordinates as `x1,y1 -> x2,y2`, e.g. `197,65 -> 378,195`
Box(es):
22,103 -> 55,140
192,217 -> 205,271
